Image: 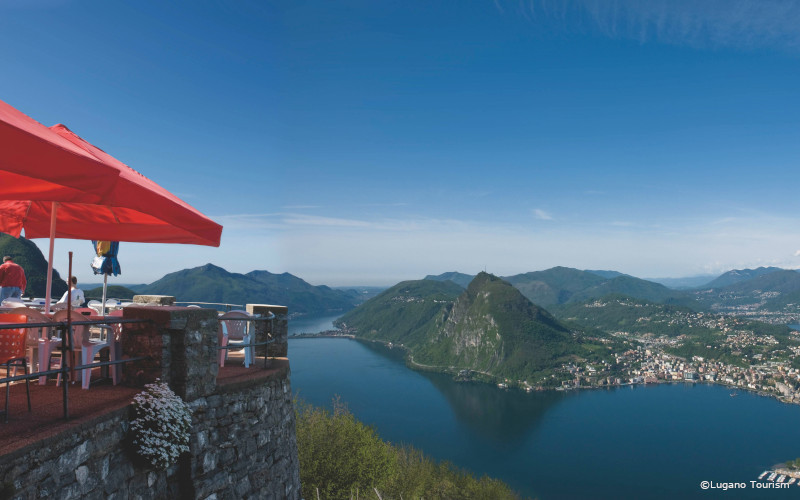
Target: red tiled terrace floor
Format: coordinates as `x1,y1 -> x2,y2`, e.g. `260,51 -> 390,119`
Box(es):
0,353 -> 289,456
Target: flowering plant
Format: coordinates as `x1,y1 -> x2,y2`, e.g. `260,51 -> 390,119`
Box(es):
129,380 -> 192,470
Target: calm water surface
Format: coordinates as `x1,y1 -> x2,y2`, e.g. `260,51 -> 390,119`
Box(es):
289,337 -> 800,499
288,314 -> 342,335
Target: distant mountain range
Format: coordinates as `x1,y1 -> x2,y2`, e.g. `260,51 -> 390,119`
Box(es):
130,264 -> 361,315
6,233 -> 800,319
427,267 -> 696,308
342,267 -> 800,383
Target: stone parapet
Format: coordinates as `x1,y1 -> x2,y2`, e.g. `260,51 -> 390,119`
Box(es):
119,305 -> 219,401
132,295 -> 176,306
247,304 -> 288,358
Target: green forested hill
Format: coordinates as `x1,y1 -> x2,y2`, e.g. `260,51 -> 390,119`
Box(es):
414,273 -> 584,381
703,266 -> 784,289
0,234 -> 68,298
568,275 -> 696,307
340,273 -> 618,384
550,294 -> 707,337
336,279 -> 464,346
84,285 -> 139,301
692,269 -> 800,310
503,266 -> 606,305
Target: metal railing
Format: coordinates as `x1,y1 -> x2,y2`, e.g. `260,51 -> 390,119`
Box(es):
218,313 -> 276,369
0,318 -> 151,421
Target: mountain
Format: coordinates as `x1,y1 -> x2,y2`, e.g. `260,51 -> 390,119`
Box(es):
502,267 -> 607,306
423,271 -> 475,289
692,269 -> 800,311
340,273 -> 614,383
550,294 -> 705,337
703,267 -> 785,289
568,275 -> 695,307
414,273 -> 580,380
336,279 -> 464,345
84,285 -> 139,301
644,275 -> 717,290
501,266 -> 693,307
138,264 -> 358,315
0,234 -> 68,298
585,270 -> 629,279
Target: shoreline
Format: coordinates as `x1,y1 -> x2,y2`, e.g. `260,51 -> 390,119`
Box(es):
289,331 -> 800,406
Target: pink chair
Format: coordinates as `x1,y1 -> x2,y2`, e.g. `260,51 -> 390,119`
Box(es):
218,310 -> 253,368
7,307 -> 53,375
51,310 -> 114,389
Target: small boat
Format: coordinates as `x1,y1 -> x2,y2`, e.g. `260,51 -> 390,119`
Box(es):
777,475 -> 786,483
768,473 -> 777,481
758,471 -> 768,480
787,478 -> 796,485
730,391 -> 738,397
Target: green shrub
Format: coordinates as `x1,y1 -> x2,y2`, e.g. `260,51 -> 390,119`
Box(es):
295,397 -> 522,499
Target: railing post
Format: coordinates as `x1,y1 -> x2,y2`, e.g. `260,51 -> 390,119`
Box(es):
246,304 -> 288,358
120,304 -> 218,401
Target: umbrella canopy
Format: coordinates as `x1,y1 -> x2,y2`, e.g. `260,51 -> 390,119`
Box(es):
0,99 -> 223,309
0,99 -> 121,203
0,123 -> 222,246
91,240 -> 120,277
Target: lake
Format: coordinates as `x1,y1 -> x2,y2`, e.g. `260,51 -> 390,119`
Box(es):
288,336 -> 800,499
288,314 -> 342,335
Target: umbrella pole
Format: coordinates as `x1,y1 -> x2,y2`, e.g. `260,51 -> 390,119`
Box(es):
44,202 -> 59,314
102,274 -> 108,316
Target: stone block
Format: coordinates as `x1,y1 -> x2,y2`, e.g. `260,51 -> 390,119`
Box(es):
133,295 -> 176,306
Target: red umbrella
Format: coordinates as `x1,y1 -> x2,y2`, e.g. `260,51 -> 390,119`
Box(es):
0,99 -> 223,310
0,99 -> 121,203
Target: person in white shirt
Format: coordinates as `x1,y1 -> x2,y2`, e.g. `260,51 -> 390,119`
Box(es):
57,276 -> 85,308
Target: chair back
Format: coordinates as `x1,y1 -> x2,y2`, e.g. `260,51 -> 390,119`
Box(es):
107,309 -> 124,341
8,307 -> 53,346
0,313 -> 27,364
219,310 -> 251,341
51,310 -> 91,348
87,300 -> 103,314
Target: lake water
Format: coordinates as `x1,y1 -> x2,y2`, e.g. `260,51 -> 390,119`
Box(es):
289,336 -> 800,499
288,314 -> 342,335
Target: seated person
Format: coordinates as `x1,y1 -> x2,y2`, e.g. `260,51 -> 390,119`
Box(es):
57,276 -> 85,308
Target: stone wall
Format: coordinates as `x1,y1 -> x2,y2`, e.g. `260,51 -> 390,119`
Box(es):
0,304 -> 300,500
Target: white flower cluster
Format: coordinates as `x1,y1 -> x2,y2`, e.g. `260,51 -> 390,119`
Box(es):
130,379 -> 192,470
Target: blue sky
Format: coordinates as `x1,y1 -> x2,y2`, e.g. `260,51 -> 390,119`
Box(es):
3,0 -> 800,286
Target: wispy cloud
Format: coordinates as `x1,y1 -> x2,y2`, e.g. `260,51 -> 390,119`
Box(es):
508,0 -> 800,52
281,214 -> 374,228
282,205 -> 321,210
533,208 -> 553,220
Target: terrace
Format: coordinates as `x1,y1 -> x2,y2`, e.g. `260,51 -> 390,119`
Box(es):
0,296 -> 299,499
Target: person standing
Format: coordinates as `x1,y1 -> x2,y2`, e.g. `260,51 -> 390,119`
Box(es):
0,255 -> 27,302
